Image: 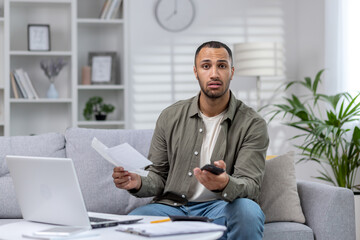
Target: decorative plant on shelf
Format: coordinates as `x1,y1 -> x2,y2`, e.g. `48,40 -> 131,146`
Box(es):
263,69 -> 360,190
40,58 -> 67,99
83,96 -> 115,121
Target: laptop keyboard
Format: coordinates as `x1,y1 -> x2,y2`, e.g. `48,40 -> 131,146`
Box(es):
89,216 -> 113,223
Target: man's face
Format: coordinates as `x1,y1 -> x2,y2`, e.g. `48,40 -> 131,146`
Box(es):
194,47 -> 234,99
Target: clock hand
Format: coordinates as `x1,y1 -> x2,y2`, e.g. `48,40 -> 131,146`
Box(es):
174,0 -> 178,14
165,0 -> 178,21
165,12 -> 175,21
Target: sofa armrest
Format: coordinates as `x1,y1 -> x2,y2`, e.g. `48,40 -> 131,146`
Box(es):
297,180 -> 356,240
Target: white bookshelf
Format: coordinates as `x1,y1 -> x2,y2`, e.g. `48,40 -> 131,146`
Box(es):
10,51 -> 72,56
10,98 -> 73,103
76,0 -> 125,128
78,85 -> 125,90
10,0 -> 71,3
77,18 -> 124,24
0,0 -> 127,136
0,0 -> 5,136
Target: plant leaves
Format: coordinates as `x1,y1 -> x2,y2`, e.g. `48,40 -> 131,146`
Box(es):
312,69 -> 325,94
260,69 -> 360,189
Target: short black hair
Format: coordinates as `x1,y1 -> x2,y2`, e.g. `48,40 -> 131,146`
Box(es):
194,41 -> 233,67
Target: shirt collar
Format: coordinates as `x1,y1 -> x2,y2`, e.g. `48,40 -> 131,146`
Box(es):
189,92 -> 201,118
189,91 -> 238,123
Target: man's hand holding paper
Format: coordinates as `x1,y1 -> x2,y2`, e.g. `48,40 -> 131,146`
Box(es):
91,137 -> 152,176
112,166 -> 142,191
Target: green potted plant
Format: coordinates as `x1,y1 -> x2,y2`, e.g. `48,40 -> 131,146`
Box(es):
83,96 -> 115,121
263,69 -> 360,190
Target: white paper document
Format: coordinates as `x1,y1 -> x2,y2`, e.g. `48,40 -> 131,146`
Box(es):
91,137 -> 152,176
116,221 -> 226,237
22,231 -> 99,240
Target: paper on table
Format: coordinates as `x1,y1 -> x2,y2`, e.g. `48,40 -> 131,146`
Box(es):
91,137 -> 152,176
22,231 -> 99,240
116,221 -> 226,237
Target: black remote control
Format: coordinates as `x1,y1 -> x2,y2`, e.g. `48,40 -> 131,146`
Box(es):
200,164 -> 225,175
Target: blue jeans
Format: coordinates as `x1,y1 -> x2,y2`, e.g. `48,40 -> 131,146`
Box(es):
129,198 -> 265,240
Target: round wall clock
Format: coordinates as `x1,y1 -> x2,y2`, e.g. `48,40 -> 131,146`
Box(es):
155,0 -> 196,32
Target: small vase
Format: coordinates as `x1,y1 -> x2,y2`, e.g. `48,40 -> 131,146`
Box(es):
47,83 -> 58,99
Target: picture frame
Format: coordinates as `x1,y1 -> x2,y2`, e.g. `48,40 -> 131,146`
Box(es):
28,24 -> 51,51
88,52 -> 117,84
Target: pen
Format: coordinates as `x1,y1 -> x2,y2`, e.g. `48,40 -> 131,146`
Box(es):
150,218 -> 171,224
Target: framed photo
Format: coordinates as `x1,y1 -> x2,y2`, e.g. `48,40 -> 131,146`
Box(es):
28,24 -> 51,51
88,52 -> 117,84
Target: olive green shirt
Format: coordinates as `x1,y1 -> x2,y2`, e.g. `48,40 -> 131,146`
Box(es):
130,92 -> 269,206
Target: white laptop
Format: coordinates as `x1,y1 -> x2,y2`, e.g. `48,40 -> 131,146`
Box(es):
5,155 -> 142,229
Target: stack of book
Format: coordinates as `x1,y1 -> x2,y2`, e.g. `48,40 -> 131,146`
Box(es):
99,0 -> 122,19
10,69 -> 39,99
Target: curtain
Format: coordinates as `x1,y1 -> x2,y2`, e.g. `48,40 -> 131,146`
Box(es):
325,0 -> 360,94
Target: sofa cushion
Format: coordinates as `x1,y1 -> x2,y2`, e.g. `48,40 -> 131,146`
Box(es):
259,151 -> 306,223
0,176 -> 22,218
0,132 -> 66,218
0,132 -> 66,177
64,128 -> 153,215
263,222 -> 314,240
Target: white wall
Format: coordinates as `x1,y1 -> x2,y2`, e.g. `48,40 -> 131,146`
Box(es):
284,0 -> 328,182
127,0 -> 339,184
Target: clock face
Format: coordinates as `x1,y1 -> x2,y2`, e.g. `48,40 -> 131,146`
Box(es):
155,0 -> 196,32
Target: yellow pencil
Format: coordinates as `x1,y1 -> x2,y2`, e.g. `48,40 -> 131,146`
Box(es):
150,218 -> 171,224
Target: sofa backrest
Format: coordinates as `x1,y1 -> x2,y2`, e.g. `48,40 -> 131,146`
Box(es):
0,133 -> 66,218
64,127 -> 153,215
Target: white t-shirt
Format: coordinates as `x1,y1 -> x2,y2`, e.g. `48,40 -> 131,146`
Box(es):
188,111 -> 225,202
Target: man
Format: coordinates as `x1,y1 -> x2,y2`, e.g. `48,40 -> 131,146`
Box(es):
112,41 -> 269,240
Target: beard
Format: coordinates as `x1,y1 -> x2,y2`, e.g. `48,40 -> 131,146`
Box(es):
196,75 -> 230,99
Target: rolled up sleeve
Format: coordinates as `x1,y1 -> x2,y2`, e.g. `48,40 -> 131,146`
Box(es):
214,117 -> 269,202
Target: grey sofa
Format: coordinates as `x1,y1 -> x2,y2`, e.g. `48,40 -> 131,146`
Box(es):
0,128 -> 356,240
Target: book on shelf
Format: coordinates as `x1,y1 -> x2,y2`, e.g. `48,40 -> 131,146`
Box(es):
12,70 -> 28,99
99,0 -> 111,19
106,0 -> 121,19
10,72 -> 20,99
23,71 -> 39,99
12,69 -> 39,99
99,0 -> 122,19
12,72 -> 25,99
15,69 -> 34,99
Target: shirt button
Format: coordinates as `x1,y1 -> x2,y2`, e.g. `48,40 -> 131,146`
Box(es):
188,172 -> 193,176
223,193 -> 228,197
194,151 -> 199,156
174,203 -> 178,206
182,195 -> 186,198
199,128 -> 203,133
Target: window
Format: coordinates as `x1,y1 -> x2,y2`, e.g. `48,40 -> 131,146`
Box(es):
343,0 -> 360,93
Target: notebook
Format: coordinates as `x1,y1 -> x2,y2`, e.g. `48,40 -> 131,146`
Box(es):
117,221 -> 226,237
5,155 -> 142,229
